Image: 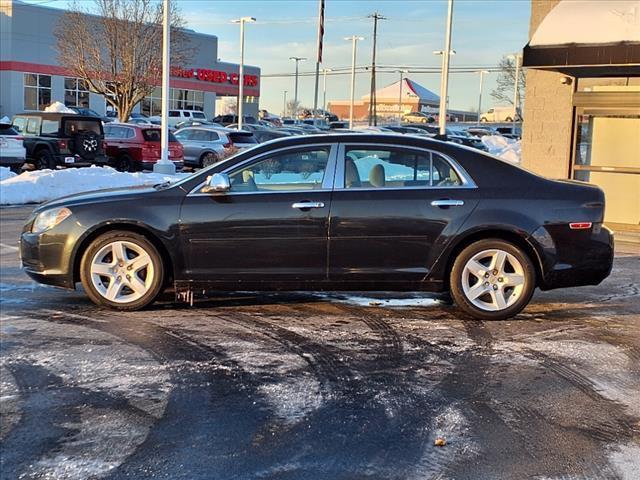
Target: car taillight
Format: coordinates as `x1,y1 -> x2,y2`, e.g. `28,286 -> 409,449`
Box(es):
57,140 -> 67,150
569,222 -> 592,230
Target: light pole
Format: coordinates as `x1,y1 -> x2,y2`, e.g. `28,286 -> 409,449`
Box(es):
283,90 -> 287,117
345,35 -> 364,129
436,0 -> 455,137
289,56 -> 306,118
476,70 -> 489,126
397,69 -> 408,123
322,68 -> 332,113
509,53 -> 522,133
154,0 -> 175,174
232,16 -> 255,130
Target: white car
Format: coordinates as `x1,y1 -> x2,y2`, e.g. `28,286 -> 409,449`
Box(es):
480,107 -> 521,123
0,122 -> 26,172
150,110 -> 208,128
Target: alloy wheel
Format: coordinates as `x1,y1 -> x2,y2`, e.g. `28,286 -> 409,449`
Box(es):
89,240 -> 155,303
461,248 -> 526,311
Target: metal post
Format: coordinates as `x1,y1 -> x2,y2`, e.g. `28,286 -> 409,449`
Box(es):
345,36 -> 363,129
476,70 -> 487,126
232,17 -> 255,131
154,0 -> 175,174
438,0 -> 454,137
283,90 -> 287,117
289,57 -> 306,118
322,68 -> 331,112
313,0 -> 324,117
512,53 -> 521,133
398,71 -> 404,123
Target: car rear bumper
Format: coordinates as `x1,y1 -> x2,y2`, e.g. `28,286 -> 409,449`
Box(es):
54,153 -> 109,167
533,224 -> 614,290
139,160 -> 184,171
0,155 -> 25,166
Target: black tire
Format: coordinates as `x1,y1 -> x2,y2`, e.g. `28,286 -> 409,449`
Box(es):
505,117 -> 513,122
450,238 -> 536,320
80,230 -> 164,310
9,164 -> 23,174
480,117 -> 488,123
115,153 -> 134,172
35,149 -> 55,170
73,131 -> 100,160
200,152 -> 218,168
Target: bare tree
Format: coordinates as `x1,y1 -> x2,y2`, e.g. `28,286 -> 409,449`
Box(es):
55,0 -> 191,122
286,99 -> 301,118
490,56 -> 526,107
221,98 -> 237,115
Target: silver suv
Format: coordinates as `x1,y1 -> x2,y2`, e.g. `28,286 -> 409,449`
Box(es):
173,127 -> 230,168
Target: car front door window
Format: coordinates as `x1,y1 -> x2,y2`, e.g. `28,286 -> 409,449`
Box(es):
227,147 -> 331,193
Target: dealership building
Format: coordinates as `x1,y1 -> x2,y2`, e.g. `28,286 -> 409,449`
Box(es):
0,0 -> 260,119
522,0 -> 639,235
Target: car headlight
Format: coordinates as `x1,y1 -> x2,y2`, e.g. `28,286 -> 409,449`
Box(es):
32,207 -> 72,233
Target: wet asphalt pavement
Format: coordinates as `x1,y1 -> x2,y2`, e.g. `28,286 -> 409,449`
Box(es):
1,205 -> 639,480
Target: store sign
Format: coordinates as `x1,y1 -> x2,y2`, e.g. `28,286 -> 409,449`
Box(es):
171,67 -> 259,87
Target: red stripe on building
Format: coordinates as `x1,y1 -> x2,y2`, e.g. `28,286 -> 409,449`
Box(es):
0,61 -> 260,97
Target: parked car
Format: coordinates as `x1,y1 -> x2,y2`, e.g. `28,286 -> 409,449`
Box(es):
277,127 -> 310,136
12,112 -> 108,169
19,134 -> 614,320
402,111 -> 435,124
495,126 -> 522,139
212,114 -> 258,126
103,124 -> 183,172
173,127 -> 231,168
445,128 -> 488,150
220,128 -> 259,149
382,125 -> 432,136
480,107 -> 521,123
159,110 -> 208,128
174,120 -> 224,130
226,124 -> 291,143
0,121 -> 26,172
301,118 -> 330,130
466,127 -> 499,138
68,106 -> 114,123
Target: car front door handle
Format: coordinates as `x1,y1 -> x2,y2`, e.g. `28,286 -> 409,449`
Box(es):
292,201 -> 325,210
431,199 -> 464,207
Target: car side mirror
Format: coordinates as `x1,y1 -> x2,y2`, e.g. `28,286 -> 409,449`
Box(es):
203,173 -> 231,194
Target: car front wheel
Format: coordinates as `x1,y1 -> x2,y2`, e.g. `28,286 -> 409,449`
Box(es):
80,231 -> 164,310
450,239 -> 535,320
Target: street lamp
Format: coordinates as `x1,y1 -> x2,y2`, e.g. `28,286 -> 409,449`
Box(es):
232,16 -> 256,130
434,0 -> 456,138
154,0 -> 175,174
508,53 -> 522,132
283,90 -> 288,117
289,56 -> 306,117
397,69 -> 408,123
345,35 -> 364,129
476,70 -> 489,126
322,68 -> 332,113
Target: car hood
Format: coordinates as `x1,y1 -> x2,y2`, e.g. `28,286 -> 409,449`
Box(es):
35,184 -> 160,213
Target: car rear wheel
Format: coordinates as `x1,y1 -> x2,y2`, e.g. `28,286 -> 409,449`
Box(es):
505,117 -> 513,122
115,153 -> 134,172
201,152 -> 218,168
35,149 -> 55,170
450,239 -> 535,320
80,231 -> 164,310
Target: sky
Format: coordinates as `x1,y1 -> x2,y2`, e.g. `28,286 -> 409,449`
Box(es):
26,0 -> 532,115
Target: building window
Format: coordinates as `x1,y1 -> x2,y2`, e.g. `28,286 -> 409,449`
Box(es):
64,77 -> 90,108
24,73 -> 51,111
141,88 -> 204,116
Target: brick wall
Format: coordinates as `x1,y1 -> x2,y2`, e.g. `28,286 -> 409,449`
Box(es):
521,0 -> 575,179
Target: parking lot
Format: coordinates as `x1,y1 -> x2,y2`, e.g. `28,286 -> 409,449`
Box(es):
1,205 -> 639,480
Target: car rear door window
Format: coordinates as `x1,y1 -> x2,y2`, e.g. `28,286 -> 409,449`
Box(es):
191,130 -> 210,141
228,147 -> 331,193
343,147 -> 461,189
41,120 -> 59,135
26,118 -> 39,135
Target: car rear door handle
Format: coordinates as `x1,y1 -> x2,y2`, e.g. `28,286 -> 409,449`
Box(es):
431,199 -> 464,207
292,201 -> 325,210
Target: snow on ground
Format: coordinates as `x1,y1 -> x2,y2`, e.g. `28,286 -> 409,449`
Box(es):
481,135 -> 521,163
0,166 -> 190,205
44,101 -> 77,114
0,167 -> 16,182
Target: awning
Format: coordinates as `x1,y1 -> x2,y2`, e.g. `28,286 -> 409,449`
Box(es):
522,0 -> 640,76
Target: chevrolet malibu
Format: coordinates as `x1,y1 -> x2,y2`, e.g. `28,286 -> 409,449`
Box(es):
20,134 -> 614,320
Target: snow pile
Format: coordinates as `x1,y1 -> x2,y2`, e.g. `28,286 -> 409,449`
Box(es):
481,135 -> 521,163
0,166 -> 190,205
0,116 -> 11,125
44,101 -> 77,114
0,167 -> 16,181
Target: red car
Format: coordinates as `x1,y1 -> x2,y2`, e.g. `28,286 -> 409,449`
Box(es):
103,124 -> 183,172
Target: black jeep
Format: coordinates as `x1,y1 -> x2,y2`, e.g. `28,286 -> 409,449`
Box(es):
12,112 -> 108,169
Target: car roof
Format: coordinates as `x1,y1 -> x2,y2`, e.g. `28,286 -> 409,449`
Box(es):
13,112 -> 98,120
